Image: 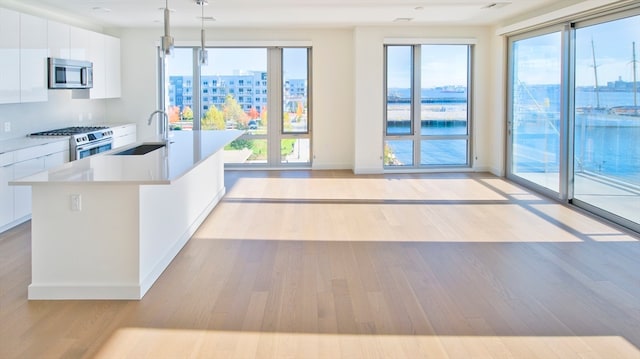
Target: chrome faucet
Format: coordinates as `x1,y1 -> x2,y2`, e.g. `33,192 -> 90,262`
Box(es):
147,110 -> 169,142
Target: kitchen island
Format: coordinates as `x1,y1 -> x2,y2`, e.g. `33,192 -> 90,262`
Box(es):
11,130 -> 243,300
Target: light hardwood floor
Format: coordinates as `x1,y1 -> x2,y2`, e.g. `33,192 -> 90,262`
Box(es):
1,170 -> 639,358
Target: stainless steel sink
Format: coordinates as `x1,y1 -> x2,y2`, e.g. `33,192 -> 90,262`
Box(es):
112,143 -> 165,156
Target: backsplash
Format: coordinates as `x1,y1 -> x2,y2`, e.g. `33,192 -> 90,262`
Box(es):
0,91 -> 108,141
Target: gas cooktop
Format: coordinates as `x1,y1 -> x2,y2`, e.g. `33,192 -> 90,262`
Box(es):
30,126 -> 110,136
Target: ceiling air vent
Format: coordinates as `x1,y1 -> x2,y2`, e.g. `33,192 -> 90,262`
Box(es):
482,2 -> 511,9
393,18 -> 414,22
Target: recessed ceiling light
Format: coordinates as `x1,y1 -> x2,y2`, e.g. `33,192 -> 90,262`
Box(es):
393,18 -> 414,22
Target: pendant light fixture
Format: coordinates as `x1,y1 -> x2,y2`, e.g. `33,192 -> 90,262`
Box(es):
197,0 -> 208,65
161,0 -> 174,55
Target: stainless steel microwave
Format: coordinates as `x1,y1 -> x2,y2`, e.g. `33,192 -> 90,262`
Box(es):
48,57 -> 93,89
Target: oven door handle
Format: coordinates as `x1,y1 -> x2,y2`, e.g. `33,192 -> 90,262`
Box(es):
75,138 -> 113,151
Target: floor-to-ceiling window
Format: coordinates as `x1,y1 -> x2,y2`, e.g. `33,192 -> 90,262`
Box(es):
162,46 -> 311,168
384,42 -> 472,169
508,30 -> 563,194
507,6 -> 640,232
573,13 -> 640,226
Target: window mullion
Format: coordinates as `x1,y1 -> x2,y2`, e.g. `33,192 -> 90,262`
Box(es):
267,47 -> 283,165
193,48 -> 202,131
413,45 -> 421,167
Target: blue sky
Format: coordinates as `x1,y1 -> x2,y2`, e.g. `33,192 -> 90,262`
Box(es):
386,45 -> 469,88
576,15 -> 640,86
166,47 -> 308,79
515,14 -> 640,86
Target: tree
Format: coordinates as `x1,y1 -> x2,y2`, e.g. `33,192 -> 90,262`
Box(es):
223,94 -> 249,128
260,106 -> 268,127
168,106 -> 180,123
248,107 -> 259,120
201,105 -> 225,130
283,112 -> 292,131
296,101 -> 304,119
182,106 -> 193,121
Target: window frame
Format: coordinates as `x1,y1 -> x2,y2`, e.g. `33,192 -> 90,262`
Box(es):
383,41 -> 474,170
160,45 -> 312,168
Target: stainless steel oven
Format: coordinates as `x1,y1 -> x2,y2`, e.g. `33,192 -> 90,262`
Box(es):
75,138 -> 112,160
30,126 -> 114,160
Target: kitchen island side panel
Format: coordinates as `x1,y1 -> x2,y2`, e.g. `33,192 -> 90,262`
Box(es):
138,150 -> 225,294
29,184 -> 141,299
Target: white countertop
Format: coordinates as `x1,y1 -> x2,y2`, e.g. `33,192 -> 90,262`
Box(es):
0,136 -> 70,155
11,130 -> 244,185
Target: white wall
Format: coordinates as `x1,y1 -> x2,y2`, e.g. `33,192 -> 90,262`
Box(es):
113,25 -> 505,173
488,28 -> 507,176
0,92 -> 109,141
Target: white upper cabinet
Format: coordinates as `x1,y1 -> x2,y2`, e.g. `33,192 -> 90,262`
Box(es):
69,26 -> 89,61
20,13 -> 48,103
48,20 -> 70,59
0,7 -> 120,103
0,8 -> 20,104
89,32 -> 121,99
104,35 -> 121,98
49,21 -> 121,99
89,31 -> 106,99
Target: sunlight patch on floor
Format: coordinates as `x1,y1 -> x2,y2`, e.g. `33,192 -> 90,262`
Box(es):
225,177 -> 508,202
196,202 -> 586,242
94,327 -> 640,358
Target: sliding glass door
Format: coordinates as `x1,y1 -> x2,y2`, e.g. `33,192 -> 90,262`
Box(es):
507,7 -> 640,232
508,30 -> 563,195
573,14 -> 640,226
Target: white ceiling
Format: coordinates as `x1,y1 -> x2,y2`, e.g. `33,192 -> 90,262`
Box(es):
14,0 -> 569,29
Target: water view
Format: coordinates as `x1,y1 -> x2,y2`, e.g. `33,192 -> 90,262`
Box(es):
513,85 -> 640,186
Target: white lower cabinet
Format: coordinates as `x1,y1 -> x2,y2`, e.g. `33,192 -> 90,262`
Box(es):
44,150 -> 66,168
0,163 -> 14,227
0,141 -> 69,232
13,157 -> 44,220
111,123 -> 137,149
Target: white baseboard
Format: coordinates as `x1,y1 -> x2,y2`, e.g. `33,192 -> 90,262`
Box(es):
353,167 -> 383,175
28,284 -> 141,300
311,162 -> 353,170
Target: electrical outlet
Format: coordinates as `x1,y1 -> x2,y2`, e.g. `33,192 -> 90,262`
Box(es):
3,122 -> 10,132
70,194 -> 82,211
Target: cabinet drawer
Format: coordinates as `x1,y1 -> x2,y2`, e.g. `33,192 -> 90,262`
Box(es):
0,151 -> 13,167
14,141 -> 69,163
110,123 -> 136,137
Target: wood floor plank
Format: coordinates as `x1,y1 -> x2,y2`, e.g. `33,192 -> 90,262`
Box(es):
1,170 -> 639,358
